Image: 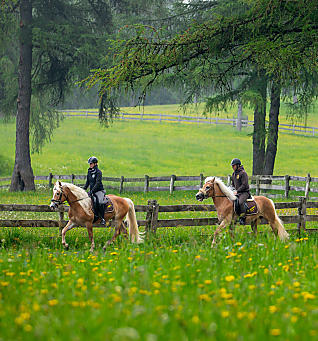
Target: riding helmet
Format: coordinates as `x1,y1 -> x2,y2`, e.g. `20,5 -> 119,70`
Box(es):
231,158 -> 241,166
88,156 -> 98,164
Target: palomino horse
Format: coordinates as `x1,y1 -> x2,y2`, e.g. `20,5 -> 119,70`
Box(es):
50,181 -> 144,251
196,177 -> 289,247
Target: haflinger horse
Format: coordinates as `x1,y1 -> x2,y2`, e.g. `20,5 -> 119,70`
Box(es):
50,181 -> 144,252
196,177 -> 289,247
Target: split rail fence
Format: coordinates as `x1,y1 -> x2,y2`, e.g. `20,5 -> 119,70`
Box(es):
62,110 -> 318,137
0,197 -> 317,235
1,173 -> 317,199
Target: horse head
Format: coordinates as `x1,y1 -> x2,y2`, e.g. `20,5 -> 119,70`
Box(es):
196,177 -> 215,201
50,181 -> 67,209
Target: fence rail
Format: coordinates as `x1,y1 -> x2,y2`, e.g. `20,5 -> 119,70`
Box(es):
0,197 -> 317,235
61,110 -> 318,137
1,173 -> 318,199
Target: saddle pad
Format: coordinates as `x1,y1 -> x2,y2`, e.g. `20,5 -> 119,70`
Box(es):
105,198 -> 114,213
245,200 -> 258,215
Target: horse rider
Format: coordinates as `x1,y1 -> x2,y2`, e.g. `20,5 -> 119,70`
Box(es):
84,156 -> 106,225
231,158 -> 251,225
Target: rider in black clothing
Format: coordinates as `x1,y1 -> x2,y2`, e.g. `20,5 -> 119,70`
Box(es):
84,156 -> 106,225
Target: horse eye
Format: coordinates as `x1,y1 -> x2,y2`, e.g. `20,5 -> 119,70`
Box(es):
206,186 -> 210,190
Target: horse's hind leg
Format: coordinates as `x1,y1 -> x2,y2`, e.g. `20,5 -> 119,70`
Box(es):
61,221 -> 76,250
104,219 -> 122,249
86,223 -> 95,252
120,221 -> 128,239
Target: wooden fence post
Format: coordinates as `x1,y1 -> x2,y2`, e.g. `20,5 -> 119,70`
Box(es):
150,200 -> 159,233
200,173 -> 204,188
256,176 -> 260,196
49,173 -> 53,188
144,175 -> 149,193
297,197 -> 306,234
284,175 -> 290,198
305,173 -> 311,200
145,199 -> 154,232
170,175 -> 176,194
119,176 -> 124,194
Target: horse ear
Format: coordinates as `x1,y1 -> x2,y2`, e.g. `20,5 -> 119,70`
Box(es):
58,181 -> 62,187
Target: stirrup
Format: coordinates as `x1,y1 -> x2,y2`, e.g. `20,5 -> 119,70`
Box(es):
100,218 -> 106,225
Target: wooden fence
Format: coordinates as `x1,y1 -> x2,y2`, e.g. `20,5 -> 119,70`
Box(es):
1,173 -> 318,199
0,197 -> 317,235
62,110 -> 318,137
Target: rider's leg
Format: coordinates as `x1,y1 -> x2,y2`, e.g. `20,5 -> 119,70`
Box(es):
238,193 -> 249,225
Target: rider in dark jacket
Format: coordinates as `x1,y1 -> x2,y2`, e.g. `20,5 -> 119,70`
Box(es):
84,156 -> 106,224
231,158 -> 251,225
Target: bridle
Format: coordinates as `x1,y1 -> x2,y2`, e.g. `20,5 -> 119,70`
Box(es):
199,181 -> 227,199
51,186 -> 90,205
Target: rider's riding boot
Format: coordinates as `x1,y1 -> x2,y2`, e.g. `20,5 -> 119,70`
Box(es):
99,204 -> 106,225
239,214 -> 246,225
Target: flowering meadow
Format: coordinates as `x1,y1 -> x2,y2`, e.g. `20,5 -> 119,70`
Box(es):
0,189 -> 317,340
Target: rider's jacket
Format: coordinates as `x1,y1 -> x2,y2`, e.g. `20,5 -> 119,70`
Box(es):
83,165 -> 104,194
231,165 -> 250,196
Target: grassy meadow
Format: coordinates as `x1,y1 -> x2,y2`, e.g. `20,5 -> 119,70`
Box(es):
0,109 -> 318,340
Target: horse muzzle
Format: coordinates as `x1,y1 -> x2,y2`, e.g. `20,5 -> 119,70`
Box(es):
196,192 -> 205,201
50,201 -> 59,209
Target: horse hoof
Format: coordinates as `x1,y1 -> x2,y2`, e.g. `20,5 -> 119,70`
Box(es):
64,244 -> 69,250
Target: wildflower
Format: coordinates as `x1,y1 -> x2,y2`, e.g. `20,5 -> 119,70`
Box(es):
301,292 -> 315,301
221,311 -> 229,318
269,305 -> 278,313
192,315 -> 200,324
204,280 -> 212,285
225,275 -> 235,282
48,299 -> 58,306
199,294 -> 211,302
270,329 -> 281,336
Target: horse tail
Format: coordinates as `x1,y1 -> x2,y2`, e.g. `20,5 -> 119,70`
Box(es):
270,199 -> 289,241
124,198 -> 144,243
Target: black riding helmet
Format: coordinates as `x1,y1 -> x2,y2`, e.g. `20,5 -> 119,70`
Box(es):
88,156 -> 98,164
231,158 -> 241,166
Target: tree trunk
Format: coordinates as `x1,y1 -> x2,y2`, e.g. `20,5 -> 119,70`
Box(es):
10,0 -> 35,191
264,81 -> 281,175
252,76 -> 267,175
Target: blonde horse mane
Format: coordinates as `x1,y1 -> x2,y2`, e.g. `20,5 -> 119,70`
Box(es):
55,181 -> 91,213
205,176 -> 237,201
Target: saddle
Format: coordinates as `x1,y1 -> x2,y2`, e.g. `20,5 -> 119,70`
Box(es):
91,193 -> 114,222
234,197 -> 258,216
244,198 -> 258,215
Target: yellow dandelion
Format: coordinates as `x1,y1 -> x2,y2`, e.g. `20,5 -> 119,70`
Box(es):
225,275 -> 235,282
221,311 -> 230,318
269,305 -> 278,313
270,329 -> 281,336
48,299 -> 58,306
192,315 -> 200,324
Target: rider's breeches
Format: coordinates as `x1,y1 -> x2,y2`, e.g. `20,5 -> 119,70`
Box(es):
236,192 -> 250,213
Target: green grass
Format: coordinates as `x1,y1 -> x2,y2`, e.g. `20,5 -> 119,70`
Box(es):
0,107 -> 318,340
1,116 -> 318,178
0,226 -> 317,341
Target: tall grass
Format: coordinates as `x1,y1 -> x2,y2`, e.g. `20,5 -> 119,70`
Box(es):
1,117 -> 318,177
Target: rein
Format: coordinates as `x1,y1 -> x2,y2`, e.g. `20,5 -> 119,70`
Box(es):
51,188 -> 90,205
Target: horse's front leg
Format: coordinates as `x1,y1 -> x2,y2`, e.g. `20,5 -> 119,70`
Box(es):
251,218 -> 258,235
211,219 -> 229,248
86,223 -> 95,252
61,220 -> 76,250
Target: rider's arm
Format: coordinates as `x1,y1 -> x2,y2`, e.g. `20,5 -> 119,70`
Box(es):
236,172 -> 249,193
91,170 -> 102,193
83,175 -> 89,190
